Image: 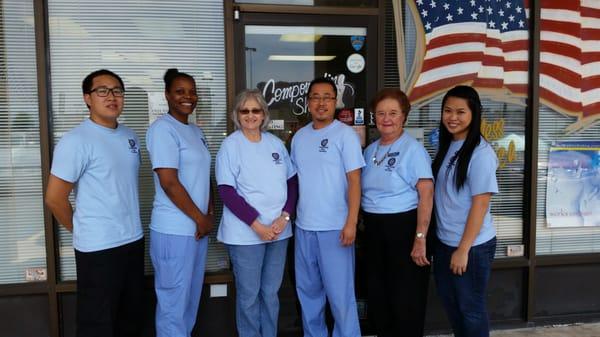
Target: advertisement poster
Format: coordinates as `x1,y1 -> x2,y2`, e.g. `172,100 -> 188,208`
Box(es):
546,141 -> 600,227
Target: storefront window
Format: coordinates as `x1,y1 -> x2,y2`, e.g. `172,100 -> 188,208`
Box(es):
47,0 -> 229,280
0,0 -> 47,284
389,0 -> 528,257
535,108 -> 600,255
534,1 -> 600,255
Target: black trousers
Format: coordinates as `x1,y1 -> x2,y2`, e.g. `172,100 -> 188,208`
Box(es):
364,210 -> 431,337
75,238 -> 145,337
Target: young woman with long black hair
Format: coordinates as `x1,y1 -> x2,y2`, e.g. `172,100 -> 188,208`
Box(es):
432,85 -> 499,337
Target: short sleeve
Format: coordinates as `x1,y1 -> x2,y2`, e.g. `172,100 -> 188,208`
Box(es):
467,145 -> 499,196
290,135 -> 298,172
278,139 -> 296,179
50,134 -> 87,183
341,127 -> 366,173
146,121 -> 180,169
407,144 -> 433,187
216,139 -> 239,187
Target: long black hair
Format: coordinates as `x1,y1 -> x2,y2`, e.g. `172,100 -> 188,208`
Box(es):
432,85 -> 483,191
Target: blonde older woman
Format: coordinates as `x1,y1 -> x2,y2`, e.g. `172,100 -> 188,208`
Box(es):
216,89 -> 298,337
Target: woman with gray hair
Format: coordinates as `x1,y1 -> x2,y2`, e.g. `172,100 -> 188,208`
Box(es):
216,89 -> 298,337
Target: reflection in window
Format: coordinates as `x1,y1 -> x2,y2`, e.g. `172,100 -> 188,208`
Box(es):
0,0 -> 47,284
245,25 -> 369,142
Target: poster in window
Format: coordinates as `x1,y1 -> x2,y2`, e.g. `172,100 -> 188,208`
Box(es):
546,141 -> 600,228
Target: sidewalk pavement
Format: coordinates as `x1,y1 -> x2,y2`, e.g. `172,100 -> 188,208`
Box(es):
424,322 -> 600,337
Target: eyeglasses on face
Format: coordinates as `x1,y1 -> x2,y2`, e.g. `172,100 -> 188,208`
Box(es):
239,108 -> 264,115
308,95 -> 336,103
89,86 -> 125,97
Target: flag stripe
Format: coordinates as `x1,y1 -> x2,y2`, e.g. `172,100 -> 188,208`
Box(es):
421,52 -> 483,72
539,19 -> 581,36
541,0 -> 580,11
415,62 -> 481,86
409,74 -> 476,101
540,41 -> 581,59
582,76 -> 600,90
540,63 -> 581,88
426,33 -> 486,50
540,88 -> 581,112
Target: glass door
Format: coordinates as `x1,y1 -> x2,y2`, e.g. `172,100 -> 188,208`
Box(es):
234,13 -> 378,146
233,12 -> 378,331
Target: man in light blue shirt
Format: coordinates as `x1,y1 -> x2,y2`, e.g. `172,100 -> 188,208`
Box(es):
291,77 -> 365,337
45,69 -> 144,337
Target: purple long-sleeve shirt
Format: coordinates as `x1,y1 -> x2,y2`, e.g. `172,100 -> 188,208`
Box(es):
217,175 -> 298,226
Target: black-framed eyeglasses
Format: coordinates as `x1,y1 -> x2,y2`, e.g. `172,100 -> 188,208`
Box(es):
308,95 -> 336,103
239,108 -> 264,115
89,86 -> 125,97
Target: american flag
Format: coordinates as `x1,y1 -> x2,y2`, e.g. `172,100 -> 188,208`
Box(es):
407,0 -> 529,105
540,0 -> 600,132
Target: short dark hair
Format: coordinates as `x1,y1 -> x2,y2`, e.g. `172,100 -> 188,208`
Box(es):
307,77 -> 337,97
82,69 -> 124,94
164,68 -> 195,92
370,88 -> 411,125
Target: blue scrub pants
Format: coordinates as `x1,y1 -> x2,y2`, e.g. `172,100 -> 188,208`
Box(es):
434,237 -> 496,337
294,227 -> 361,337
150,230 -> 208,337
227,239 -> 289,337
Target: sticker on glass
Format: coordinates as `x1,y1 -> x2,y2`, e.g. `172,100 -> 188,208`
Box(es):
346,53 -> 365,73
351,36 -> 365,51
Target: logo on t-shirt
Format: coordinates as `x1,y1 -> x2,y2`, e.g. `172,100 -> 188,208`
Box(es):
446,151 -> 459,170
128,139 -> 139,154
319,139 -> 329,153
385,157 -> 397,171
272,152 -> 282,165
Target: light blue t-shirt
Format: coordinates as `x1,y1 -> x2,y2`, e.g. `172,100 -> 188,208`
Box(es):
146,114 -> 211,236
435,138 -> 499,247
216,131 -> 296,245
50,118 -> 143,252
361,132 -> 433,213
291,120 -> 366,231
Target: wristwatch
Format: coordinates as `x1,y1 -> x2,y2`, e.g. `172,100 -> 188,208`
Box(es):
282,213 -> 290,221
416,232 -> 425,239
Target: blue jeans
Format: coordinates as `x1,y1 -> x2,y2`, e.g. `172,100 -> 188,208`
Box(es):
434,237 -> 496,337
227,239 -> 289,337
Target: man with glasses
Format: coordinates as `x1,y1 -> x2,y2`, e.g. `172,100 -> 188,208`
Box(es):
291,77 -> 365,337
45,69 -> 144,337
